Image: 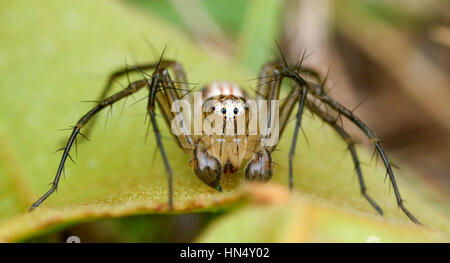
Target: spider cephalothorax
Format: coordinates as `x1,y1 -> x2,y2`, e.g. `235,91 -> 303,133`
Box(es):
29,49 -> 421,225
191,81 -> 273,188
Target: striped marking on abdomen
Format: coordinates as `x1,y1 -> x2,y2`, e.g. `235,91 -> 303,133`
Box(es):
202,81 -> 245,100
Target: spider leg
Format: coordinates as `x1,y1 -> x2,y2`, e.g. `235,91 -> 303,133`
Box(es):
257,60 -> 419,224
29,79 -> 148,211
308,101 -> 383,215
154,68 -> 194,151
31,55 -> 196,211
305,81 -> 420,224
256,63 -> 282,101
145,66 -> 197,209
255,62 -> 310,190
146,72 -> 175,208
287,87 -> 308,190
83,60 -> 189,138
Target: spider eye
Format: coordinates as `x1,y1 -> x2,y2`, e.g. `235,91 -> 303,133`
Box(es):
211,106 -> 215,112
221,108 -> 227,114
233,108 -> 239,114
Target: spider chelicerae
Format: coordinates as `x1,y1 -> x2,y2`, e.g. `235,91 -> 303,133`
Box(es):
29,47 -> 421,225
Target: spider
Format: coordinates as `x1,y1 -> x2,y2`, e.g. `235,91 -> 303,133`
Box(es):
29,47 -> 421,225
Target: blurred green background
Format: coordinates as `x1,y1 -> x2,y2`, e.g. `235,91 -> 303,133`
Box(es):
0,0 -> 449,242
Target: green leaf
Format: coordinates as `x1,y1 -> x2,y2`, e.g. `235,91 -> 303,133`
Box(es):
236,0 -> 283,72
0,0 -> 448,242
197,184 -> 449,242
0,0 -> 247,242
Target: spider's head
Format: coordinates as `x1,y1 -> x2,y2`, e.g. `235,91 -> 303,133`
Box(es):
208,97 -> 246,121
191,146 -> 223,191
202,81 -> 247,122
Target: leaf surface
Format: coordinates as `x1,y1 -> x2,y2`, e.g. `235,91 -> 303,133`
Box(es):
0,0 -> 448,242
